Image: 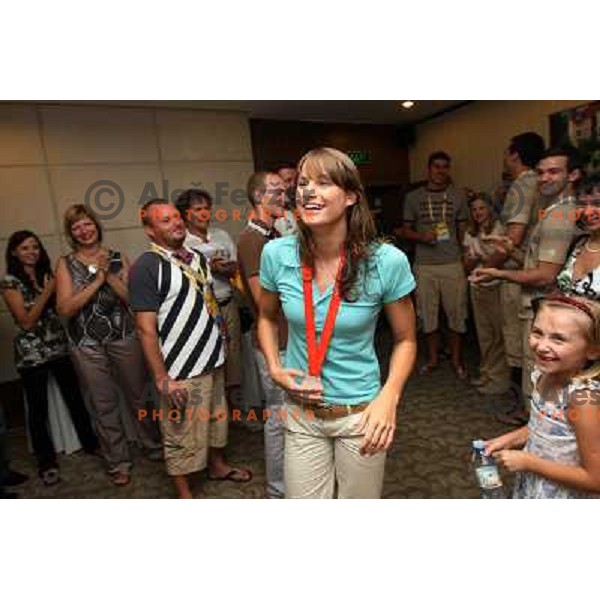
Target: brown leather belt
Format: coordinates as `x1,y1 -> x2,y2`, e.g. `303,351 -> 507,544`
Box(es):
292,401 -> 370,420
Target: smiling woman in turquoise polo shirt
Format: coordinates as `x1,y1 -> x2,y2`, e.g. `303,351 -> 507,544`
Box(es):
258,147 -> 417,499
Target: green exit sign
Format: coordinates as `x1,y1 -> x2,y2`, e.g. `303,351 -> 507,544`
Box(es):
347,150 -> 371,165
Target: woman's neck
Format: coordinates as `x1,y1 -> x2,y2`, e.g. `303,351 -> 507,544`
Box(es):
311,221 -> 347,262
588,230 -> 600,244
23,264 -> 36,279
76,243 -> 101,257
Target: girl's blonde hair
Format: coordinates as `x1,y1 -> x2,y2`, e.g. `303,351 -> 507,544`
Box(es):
534,294 -> 600,380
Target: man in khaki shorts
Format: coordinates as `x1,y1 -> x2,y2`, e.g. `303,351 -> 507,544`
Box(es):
472,145 -> 582,422
129,199 -> 252,499
397,151 -> 468,378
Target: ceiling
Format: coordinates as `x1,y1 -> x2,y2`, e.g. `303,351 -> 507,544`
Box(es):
240,100 -> 470,125
24,100 -> 470,125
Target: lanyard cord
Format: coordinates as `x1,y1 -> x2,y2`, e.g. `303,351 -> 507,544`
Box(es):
427,192 -> 448,223
301,249 -> 346,377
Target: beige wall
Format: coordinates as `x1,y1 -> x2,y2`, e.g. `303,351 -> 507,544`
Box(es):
409,100 -> 588,193
0,102 -> 254,382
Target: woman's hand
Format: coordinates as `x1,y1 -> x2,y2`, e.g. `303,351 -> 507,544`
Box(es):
462,249 -> 479,274
481,234 -> 513,255
269,366 -> 324,407
94,267 -> 107,286
496,450 -> 532,472
41,274 -> 56,297
105,263 -> 124,289
356,390 -> 398,456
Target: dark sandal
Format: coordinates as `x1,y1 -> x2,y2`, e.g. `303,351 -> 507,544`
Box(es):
208,468 -> 253,483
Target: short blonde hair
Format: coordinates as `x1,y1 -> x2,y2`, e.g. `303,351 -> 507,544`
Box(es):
63,204 -> 103,248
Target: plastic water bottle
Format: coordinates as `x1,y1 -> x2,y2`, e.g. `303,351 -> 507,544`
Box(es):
472,440 -> 505,499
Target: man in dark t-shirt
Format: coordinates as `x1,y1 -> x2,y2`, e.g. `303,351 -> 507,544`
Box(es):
238,171 -> 288,499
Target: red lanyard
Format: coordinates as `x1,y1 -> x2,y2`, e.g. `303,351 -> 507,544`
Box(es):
302,249 -> 345,377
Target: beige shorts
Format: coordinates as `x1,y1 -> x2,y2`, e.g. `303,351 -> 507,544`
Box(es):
414,262 -> 467,334
221,297 -> 241,388
160,367 -> 228,476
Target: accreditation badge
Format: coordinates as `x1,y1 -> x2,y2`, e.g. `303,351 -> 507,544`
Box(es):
432,221 -> 450,242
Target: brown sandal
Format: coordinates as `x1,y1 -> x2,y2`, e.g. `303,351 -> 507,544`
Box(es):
109,471 -> 130,486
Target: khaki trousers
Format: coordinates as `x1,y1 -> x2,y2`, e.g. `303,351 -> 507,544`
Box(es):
70,336 -> 161,474
500,281 -> 524,368
470,284 -> 510,389
284,402 -> 386,499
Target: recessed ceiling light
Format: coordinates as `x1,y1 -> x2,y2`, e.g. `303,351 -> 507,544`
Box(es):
401,101 -> 415,109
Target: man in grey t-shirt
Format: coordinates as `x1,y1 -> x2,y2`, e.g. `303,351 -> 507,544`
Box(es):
396,151 -> 468,378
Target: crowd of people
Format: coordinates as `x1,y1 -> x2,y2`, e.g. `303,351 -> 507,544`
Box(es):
1,137 -> 599,499
396,135 -> 600,498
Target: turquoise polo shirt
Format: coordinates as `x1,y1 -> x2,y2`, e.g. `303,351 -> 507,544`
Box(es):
260,236 -> 415,405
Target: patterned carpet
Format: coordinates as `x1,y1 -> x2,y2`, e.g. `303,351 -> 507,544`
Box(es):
4,332 -> 515,499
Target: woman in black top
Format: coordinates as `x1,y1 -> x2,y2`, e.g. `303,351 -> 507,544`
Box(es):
1,230 -> 98,485
55,205 -> 161,486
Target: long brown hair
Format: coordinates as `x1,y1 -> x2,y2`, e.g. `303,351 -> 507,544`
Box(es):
5,230 -> 53,294
296,147 -> 377,302
466,192 -> 497,237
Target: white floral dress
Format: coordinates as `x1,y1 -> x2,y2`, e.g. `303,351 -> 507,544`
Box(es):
513,369 -> 600,499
